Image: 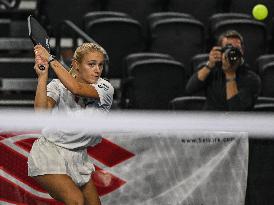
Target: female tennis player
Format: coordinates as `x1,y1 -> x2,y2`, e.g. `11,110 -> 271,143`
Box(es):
28,43 -> 114,205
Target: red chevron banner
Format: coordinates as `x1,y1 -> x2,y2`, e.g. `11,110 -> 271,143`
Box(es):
0,131 -> 248,205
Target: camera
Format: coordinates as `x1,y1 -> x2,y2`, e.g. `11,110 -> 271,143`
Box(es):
221,44 -> 242,65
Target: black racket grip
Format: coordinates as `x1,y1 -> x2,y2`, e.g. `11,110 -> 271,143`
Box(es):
39,64 -> 46,70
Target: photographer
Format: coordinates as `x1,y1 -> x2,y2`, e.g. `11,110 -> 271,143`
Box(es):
186,30 -> 261,111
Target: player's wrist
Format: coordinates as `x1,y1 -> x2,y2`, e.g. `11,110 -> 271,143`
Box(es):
48,54 -> 56,64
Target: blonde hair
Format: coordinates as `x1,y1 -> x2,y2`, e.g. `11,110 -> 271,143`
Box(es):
69,42 -> 107,77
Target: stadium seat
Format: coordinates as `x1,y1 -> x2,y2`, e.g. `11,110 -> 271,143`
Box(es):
252,96 -> 274,111
58,11 -> 130,71
190,53 -> 209,74
169,96 -> 206,110
83,11 -> 129,25
258,61 -> 274,97
209,13 -> 252,34
119,52 -> 175,108
210,15 -> 267,71
148,12 -> 205,77
256,54 -> 274,74
253,103 -> 274,112
147,12 -> 193,23
103,0 -> 167,26
120,58 -> 186,109
36,0 -> 102,36
256,96 -> 274,104
83,12 -> 146,78
35,0 -> 105,70
123,52 -> 174,78
167,0 -> 225,26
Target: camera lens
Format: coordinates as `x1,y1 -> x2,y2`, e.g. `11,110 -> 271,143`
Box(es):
222,45 -> 242,65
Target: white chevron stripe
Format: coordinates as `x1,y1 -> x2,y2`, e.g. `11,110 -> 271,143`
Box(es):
0,201 -> 16,205
0,169 -> 52,199
0,134 -> 52,200
0,134 -> 40,158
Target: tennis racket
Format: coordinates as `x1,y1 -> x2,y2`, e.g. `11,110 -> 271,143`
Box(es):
27,15 -> 50,70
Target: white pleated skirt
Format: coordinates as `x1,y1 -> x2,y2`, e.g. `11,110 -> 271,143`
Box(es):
28,136 -> 95,187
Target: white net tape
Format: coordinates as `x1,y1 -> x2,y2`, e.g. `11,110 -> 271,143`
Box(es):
0,110 -> 273,137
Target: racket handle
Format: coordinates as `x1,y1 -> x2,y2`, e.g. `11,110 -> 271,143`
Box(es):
39,64 -> 46,70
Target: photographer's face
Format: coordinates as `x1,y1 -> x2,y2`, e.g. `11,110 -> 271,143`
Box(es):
221,37 -> 243,54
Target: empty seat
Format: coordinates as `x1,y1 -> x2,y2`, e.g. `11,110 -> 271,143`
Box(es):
148,12 -> 193,23
252,96 -> 274,112
36,0 -> 102,36
190,53 -> 209,74
84,13 -> 146,78
57,11 -> 130,71
123,52 -> 174,78
210,15 -> 267,71
104,0 -> 167,26
169,96 -> 206,110
120,52 -> 175,107
256,96 -> 274,104
34,0 -> 106,72
253,103 -> 274,112
167,0 -> 225,26
121,58 -> 186,109
83,11 -> 129,25
256,54 -> 274,74
148,12 -> 205,76
258,61 -> 274,97
209,13 -> 252,36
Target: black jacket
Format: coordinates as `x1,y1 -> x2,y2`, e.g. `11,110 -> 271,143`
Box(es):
185,64 -> 261,111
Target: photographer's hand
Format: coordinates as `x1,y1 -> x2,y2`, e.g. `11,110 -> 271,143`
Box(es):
197,47 -> 222,81
208,46 -> 222,68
